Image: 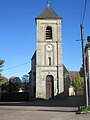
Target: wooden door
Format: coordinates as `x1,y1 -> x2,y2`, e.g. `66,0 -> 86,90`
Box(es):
46,75 -> 54,99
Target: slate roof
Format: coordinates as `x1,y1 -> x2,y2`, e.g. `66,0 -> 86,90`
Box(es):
31,51 -> 36,60
36,6 -> 62,19
70,71 -> 80,80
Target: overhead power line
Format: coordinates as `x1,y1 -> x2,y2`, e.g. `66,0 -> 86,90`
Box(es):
81,0 -> 88,24
3,61 -> 30,70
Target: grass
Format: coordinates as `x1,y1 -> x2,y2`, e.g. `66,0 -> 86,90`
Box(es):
78,105 -> 90,113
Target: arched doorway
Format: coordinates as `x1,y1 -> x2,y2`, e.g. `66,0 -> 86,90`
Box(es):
46,75 -> 54,99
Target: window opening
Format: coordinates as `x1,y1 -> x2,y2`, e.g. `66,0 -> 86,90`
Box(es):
46,26 -> 52,39
48,57 -> 51,65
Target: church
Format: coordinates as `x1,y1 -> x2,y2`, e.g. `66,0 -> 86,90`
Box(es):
29,4 -> 71,99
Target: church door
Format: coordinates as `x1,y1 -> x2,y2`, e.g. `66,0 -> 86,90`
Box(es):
46,75 -> 54,99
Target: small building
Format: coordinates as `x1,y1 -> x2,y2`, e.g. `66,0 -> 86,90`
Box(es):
85,36 -> 90,98
69,71 -> 80,96
69,71 -> 80,84
69,85 -> 75,96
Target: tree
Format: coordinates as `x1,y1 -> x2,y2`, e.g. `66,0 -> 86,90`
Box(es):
79,67 -> 84,77
0,75 -> 8,93
0,58 -> 5,74
22,75 -> 29,83
9,76 -> 22,92
21,75 -> 29,91
0,75 -> 8,86
72,76 -> 84,94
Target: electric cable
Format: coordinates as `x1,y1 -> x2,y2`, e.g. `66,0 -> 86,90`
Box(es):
81,0 -> 88,24
3,61 -> 30,70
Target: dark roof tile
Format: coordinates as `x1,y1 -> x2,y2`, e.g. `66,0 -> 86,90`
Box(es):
70,71 -> 80,80
36,6 -> 62,20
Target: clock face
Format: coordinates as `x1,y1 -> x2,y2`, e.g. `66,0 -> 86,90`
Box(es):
46,44 -> 53,51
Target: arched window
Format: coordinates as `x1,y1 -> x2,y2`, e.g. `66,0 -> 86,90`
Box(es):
46,26 -> 52,39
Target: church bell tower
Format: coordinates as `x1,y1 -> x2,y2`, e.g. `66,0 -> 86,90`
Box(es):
35,4 -> 64,99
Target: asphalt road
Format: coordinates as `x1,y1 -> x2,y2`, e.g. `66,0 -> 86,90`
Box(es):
0,96 -> 90,120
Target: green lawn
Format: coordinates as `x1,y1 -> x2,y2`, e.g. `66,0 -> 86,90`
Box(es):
80,105 -> 90,113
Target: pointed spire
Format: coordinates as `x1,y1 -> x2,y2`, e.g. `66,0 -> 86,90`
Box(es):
36,5 -> 62,20
47,0 -> 50,6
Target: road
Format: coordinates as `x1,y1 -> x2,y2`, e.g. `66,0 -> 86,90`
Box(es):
0,96 -> 90,120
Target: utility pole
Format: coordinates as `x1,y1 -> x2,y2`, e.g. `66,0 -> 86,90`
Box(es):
80,24 -> 88,107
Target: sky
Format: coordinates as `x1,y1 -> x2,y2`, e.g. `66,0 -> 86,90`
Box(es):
0,0 -> 90,79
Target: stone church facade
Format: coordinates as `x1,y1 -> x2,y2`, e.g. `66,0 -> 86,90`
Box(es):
29,5 -> 71,99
